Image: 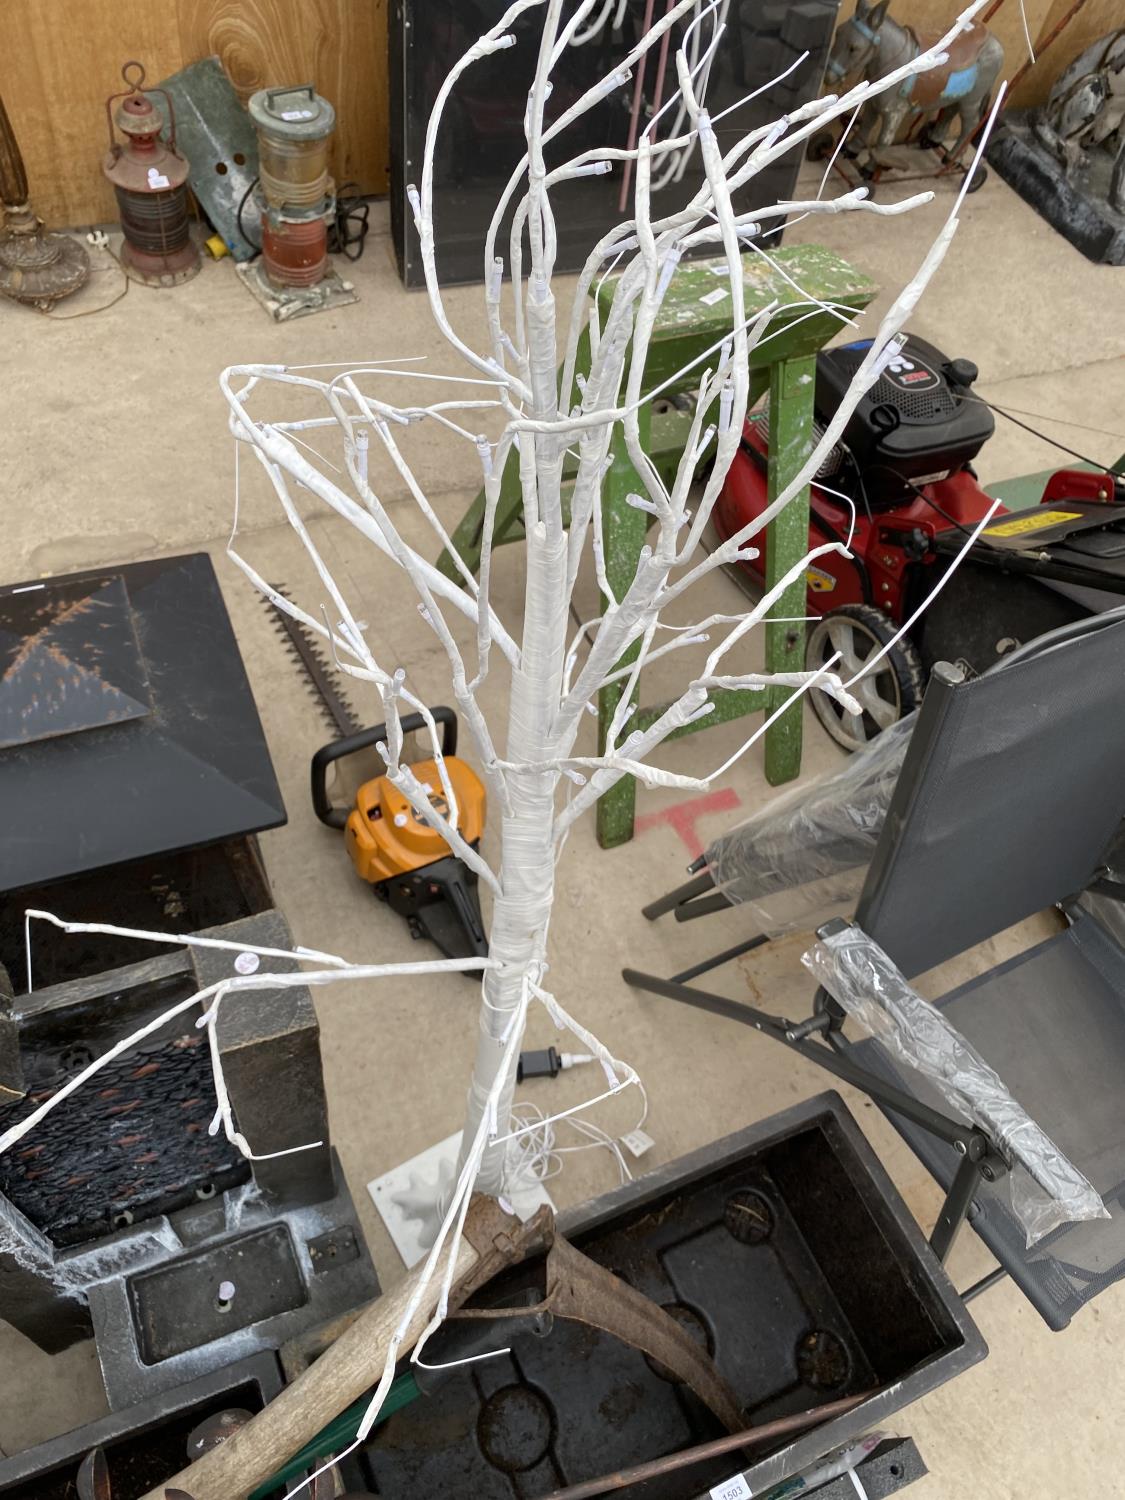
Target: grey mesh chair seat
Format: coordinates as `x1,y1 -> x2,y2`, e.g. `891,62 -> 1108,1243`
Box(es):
627,607 -> 1125,1328
844,911 -> 1125,1328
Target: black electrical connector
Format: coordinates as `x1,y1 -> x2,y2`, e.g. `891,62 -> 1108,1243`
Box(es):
518,1047 -> 563,1082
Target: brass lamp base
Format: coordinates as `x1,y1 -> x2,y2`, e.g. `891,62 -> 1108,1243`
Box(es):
0,204 -> 90,309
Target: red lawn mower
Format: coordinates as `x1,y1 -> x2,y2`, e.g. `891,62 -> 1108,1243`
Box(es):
713,332 -> 1125,750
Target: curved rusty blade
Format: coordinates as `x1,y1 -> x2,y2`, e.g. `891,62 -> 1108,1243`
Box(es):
186,1408 -> 253,1460
545,1235 -> 745,1433
77,1448 -> 111,1500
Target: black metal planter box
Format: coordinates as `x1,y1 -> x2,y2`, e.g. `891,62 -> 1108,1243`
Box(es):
0,1352 -> 284,1499
358,1093 -> 985,1498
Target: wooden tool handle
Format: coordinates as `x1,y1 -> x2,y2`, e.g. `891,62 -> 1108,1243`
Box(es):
145,1238 -> 479,1500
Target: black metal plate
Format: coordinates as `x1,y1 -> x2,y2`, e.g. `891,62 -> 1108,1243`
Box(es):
129,1223 -> 307,1364
0,554 -> 285,891
0,574 -> 151,749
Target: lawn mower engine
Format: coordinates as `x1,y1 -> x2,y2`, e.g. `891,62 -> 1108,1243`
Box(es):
713,332 -> 1090,748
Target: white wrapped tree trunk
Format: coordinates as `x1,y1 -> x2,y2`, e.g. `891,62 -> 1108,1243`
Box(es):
4,0 -> 1005,1460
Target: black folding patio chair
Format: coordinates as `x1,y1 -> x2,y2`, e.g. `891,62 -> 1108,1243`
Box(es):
626,609 -> 1125,1328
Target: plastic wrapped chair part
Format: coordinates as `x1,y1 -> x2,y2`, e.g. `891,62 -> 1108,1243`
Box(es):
705,714 -> 913,937
803,923 -> 1109,1248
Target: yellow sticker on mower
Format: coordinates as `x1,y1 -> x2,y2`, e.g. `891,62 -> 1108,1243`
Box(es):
806,566 -> 836,592
983,510 -> 1082,538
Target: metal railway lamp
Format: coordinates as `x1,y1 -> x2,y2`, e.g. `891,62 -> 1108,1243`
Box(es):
248,84 -> 336,289
104,61 -> 200,286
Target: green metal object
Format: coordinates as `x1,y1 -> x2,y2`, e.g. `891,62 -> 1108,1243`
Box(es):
250,1371 -> 420,1499
437,245 -> 877,846
762,354 -> 817,788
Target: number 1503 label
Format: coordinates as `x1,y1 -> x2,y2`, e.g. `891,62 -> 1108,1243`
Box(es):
710,1475 -> 753,1500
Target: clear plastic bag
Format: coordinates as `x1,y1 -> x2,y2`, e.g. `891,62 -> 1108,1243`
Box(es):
802,924 -> 1109,1247
705,714 -> 913,937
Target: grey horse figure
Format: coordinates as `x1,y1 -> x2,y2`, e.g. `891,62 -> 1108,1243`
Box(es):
826,0 -> 1004,168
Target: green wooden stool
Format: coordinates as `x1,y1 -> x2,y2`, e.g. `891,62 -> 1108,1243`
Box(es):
439,244 -> 877,846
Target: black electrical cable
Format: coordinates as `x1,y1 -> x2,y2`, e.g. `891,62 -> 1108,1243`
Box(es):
864,463 -> 980,539
328,181 -> 371,261
962,391 -> 1116,472
237,175 -> 261,253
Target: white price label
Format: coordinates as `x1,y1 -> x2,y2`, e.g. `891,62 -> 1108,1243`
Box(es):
620,1128 -> 655,1159
699,286 -> 729,306
710,1473 -> 752,1500
280,109 -> 316,121
147,168 -> 171,189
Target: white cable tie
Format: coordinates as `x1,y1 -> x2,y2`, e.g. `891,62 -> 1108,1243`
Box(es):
870,333 -> 908,382
597,68 -> 631,100
656,246 -> 683,299
693,424 -> 716,463
718,381 -> 735,434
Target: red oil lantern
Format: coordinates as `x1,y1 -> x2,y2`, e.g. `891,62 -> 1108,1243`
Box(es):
103,61 -> 200,286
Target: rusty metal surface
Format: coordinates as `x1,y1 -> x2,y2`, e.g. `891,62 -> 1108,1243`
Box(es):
262,585 -> 361,738
186,1409 -> 252,1458
76,1447 -> 111,1500
450,1197 -> 745,1436
545,1234 -> 744,1435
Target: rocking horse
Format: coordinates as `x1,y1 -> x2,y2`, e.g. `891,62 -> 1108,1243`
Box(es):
811,0 -> 1004,194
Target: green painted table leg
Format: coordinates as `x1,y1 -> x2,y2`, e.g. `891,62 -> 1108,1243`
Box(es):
438,448 -> 524,582
595,407 -> 652,849
763,354 -> 816,787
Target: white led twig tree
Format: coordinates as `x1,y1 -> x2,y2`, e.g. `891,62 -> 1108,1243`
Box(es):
5,2 -> 1003,1491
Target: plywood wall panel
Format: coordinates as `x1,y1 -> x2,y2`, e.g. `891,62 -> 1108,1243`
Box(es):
0,0 -> 388,228
0,0 -> 184,226
176,0 -> 389,194
1009,0 -> 1124,107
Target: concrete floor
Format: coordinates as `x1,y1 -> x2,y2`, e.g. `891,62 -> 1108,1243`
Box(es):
2,162 -> 1125,1496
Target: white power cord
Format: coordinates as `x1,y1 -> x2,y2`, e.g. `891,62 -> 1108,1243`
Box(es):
509,1078 -> 651,1189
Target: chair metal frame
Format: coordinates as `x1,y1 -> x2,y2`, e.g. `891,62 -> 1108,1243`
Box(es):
626,609 -> 1125,1306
